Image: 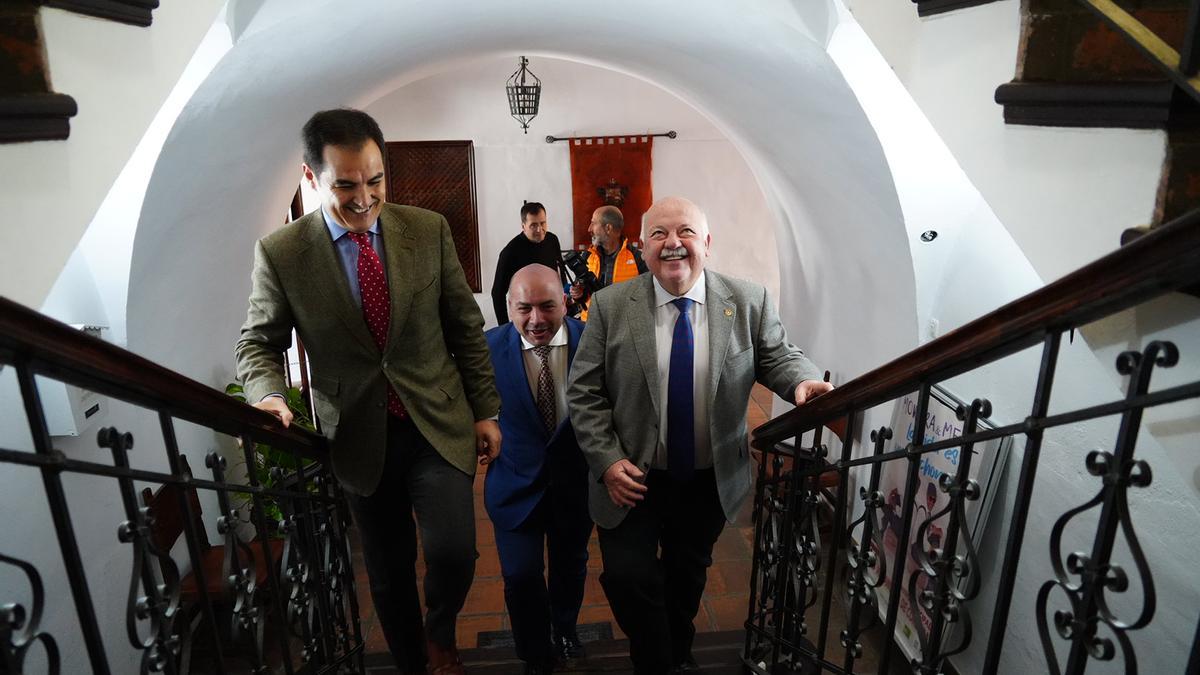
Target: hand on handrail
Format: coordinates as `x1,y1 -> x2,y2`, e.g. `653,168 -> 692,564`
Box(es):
253,395 -> 293,428
794,379 -> 834,406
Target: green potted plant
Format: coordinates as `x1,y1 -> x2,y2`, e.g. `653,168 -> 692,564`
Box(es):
225,382 -> 317,524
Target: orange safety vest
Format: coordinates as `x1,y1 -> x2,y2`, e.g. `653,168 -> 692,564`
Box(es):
581,240 -> 641,321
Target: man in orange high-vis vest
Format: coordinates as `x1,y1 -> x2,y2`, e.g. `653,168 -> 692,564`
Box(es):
570,206 -> 647,320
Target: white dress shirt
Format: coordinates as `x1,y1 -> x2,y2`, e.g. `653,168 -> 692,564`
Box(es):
519,323 -> 570,429
651,273 -> 712,470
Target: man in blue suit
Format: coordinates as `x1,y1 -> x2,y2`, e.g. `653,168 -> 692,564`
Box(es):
484,264 -> 593,674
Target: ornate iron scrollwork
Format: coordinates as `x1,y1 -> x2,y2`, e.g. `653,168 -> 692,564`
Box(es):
1,552 -> 61,674
840,427 -> 891,662
746,449 -> 791,667
908,400 -> 988,675
784,442 -> 826,648
274,464 -> 319,665
98,427 -> 182,674
1036,342 -> 1171,674
275,461 -> 365,669
316,472 -> 360,660
205,451 -> 266,672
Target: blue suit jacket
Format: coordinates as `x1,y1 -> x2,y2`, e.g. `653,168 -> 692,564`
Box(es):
484,318 -> 588,531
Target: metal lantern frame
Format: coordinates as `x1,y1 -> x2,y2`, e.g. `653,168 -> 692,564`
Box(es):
506,56 -> 541,134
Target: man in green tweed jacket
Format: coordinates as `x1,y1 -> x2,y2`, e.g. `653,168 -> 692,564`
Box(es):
236,109 -> 500,675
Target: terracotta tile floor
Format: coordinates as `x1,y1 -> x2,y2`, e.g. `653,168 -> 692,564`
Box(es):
352,385 -> 779,654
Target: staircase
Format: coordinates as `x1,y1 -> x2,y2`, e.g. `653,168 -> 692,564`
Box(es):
360,632 -> 749,674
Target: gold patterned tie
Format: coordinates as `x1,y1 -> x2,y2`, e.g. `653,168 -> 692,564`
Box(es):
533,346 -> 556,433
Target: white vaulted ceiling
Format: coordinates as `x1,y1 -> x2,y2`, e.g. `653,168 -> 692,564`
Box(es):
127,0 -> 916,389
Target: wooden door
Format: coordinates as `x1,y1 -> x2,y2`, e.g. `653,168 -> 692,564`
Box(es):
384,140 -> 482,292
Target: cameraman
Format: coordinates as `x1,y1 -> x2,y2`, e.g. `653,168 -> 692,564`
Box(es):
492,202 -> 564,325
570,206 -> 647,320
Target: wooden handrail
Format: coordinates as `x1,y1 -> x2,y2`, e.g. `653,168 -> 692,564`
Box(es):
0,296 -> 327,458
754,207 -> 1200,449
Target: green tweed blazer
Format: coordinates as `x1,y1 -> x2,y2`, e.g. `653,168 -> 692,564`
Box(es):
236,203 -> 500,495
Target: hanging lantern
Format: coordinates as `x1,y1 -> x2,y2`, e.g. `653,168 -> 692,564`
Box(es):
506,56 -> 541,134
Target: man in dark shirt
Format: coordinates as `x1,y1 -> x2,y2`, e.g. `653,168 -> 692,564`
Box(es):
492,202 -> 563,324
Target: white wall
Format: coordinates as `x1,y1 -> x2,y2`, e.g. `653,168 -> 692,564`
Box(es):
844,0 -> 1165,284
0,0 -> 226,310
125,0 -> 915,401
361,57 -> 781,327
63,18 -> 234,348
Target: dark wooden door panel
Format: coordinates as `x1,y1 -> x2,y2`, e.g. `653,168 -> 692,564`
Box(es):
385,141 -> 482,292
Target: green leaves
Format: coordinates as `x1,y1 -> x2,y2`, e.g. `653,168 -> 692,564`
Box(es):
226,381 -> 319,528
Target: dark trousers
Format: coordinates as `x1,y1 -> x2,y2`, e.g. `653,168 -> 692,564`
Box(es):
344,417 -> 476,672
492,482 -> 593,665
597,468 -> 727,675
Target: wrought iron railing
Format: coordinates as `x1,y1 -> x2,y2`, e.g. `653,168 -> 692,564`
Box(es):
0,297 -> 364,674
744,208 -> 1200,674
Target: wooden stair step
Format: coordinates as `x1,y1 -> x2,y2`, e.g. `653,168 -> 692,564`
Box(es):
364,630 -> 748,673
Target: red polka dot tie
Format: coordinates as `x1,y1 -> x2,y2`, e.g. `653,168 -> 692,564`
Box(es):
348,231 -> 407,419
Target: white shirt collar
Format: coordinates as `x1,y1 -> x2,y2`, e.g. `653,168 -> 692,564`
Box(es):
519,322 -> 569,350
652,271 -> 707,308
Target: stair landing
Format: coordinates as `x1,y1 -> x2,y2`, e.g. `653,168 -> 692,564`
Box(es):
362,630 -> 748,674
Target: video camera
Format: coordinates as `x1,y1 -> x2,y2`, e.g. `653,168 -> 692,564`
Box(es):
560,249 -> 598,297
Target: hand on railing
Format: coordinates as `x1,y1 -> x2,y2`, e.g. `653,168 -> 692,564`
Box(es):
253,395 -> 294,428
794,379 -> 834,405
798,378 -> 845,441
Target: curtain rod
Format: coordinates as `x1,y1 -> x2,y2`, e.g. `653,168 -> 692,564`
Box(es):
544,130 -> 677,144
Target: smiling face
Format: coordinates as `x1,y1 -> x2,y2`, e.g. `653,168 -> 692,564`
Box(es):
304,140 -> 386,233
642,197 -> 711,296
508,264 -> 567,345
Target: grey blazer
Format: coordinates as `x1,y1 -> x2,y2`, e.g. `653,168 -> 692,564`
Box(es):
566,271 -> 822,529
236,203 -> 500,496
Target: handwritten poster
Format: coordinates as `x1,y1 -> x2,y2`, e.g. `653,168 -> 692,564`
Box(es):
869,387 -> 1010,663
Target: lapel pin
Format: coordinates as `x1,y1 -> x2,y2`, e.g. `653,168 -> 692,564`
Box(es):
724,308 -> 733,317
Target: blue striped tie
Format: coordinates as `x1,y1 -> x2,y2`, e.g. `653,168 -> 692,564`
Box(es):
667,298 -> 695,481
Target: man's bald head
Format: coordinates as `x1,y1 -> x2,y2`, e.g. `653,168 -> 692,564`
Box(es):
642,196 -> 712,296
642,196 -> 709,239
508,264 -> 567,345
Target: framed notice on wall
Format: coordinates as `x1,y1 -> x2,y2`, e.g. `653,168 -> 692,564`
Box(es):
384,140 -> 482,292
869,385 -> 1011,663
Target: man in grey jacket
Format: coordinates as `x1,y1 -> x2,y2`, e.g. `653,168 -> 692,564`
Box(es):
567,196 -> 832,674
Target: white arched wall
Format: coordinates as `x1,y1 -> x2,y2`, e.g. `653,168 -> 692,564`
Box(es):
360,55 -> 784,327
0,0 -> 225,309
127,0 -> 918,390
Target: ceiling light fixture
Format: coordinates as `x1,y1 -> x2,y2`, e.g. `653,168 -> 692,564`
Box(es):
506,56 -> 541,134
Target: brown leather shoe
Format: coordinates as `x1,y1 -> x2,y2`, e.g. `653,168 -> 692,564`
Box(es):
426,639 -> 466,675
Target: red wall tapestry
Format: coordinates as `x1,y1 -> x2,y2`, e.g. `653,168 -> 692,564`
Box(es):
568,136 -> 653,248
